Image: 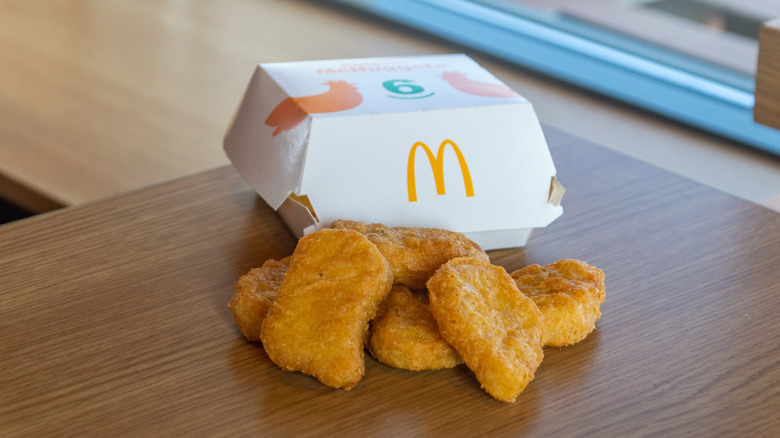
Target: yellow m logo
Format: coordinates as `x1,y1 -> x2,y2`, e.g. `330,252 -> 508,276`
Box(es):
407,139 -> 474,202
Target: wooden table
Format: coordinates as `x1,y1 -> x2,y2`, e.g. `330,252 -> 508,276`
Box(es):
2,127 -> 778,436
0,0 -> 446,213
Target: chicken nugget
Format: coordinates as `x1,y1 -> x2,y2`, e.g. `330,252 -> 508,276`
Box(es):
368,285 -> 462,371
260,228 -> 393,390
331,220 -> 489,289
511,259 -> 605,347
427,257 -> 544,403
227,257 -> 290,342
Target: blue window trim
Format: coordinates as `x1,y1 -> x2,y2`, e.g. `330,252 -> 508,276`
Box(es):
334,0 -> 780,156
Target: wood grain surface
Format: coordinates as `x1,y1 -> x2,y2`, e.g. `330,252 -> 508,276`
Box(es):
0,0 -> 443,212
1,127 -> 779,436
756,19 -> 780,130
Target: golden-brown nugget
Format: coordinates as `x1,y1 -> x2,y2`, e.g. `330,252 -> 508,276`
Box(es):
427,256 -> 544,403
368,285 -> 462,371
260,228 -> 393,390
511,259 -> 605,347
228,257 -> 290,342
331,220 -> 489,289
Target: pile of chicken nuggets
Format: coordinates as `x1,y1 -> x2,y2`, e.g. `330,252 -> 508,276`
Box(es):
228,220 -> 605,403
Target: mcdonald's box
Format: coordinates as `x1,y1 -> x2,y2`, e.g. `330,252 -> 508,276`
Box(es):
223,54 -> 564,249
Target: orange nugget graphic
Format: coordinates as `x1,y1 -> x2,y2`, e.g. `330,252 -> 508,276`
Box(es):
442,71 -> 520,98
265,80 -> 363,135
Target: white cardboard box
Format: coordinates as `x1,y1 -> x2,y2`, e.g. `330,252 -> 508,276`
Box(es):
224,54 -> 563,249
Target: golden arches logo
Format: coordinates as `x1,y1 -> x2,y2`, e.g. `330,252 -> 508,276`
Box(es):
407,139 -> 474,202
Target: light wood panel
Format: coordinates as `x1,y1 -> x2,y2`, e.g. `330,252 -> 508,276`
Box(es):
0,0 -> 443,213
2,127 -> 779,436
755,18 -> 780,130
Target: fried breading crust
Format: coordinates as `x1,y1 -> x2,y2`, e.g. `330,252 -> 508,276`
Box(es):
331,220 -> 489,289
511,259 -> 605,347
427,257 -> 545,403
368,285 -> 462,371
228,257 -> 291,342
260,228 -> 393,390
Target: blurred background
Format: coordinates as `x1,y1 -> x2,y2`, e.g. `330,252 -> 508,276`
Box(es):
340,0 -> 780,154
1,0 -> 779,224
